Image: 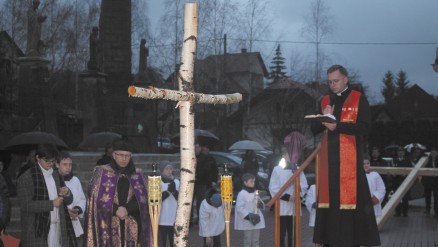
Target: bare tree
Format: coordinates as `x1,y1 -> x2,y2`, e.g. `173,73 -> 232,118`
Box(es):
300,0 -> 334,82
237,0 -> 273,53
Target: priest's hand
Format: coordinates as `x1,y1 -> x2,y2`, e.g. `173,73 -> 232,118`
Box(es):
322,122 -> 337,131
116,206 -> 128,220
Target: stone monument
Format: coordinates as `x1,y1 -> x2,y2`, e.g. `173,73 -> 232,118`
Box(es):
26,0 -> 47,57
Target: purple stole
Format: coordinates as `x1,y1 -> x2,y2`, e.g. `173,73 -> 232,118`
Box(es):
91,166 -> 150,246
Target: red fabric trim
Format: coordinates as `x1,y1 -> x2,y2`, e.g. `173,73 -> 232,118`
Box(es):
317,91 -> 361,209
339,90 -> 361,209
318,96 -> 331,207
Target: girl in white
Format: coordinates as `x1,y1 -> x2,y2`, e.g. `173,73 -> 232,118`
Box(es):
269,147 -> 308,247
234,173 -> 265,247
56,151 -> 86,241
158,160 -> 180,247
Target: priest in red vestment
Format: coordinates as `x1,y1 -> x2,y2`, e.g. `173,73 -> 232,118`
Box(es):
313,65 -> 380,247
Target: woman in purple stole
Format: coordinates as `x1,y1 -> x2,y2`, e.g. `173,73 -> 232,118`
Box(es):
84,140 -> 151,247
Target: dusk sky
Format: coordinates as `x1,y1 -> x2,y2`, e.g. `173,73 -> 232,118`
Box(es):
148,0 -> 438,104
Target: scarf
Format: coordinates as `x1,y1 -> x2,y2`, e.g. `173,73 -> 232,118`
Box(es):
30,164 -> 77,246
318,90 -> 361,209
242,185 -> 256,193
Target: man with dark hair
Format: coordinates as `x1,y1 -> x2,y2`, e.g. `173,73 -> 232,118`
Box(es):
17,144 -> 76,246
193,143 -> 218,224
84,139 -> 151,246
313,65 -> 380,247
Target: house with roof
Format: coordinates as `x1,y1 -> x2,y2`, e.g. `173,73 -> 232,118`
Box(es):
369,84 -> 438,150
225,78 -> 323,151
161,49 -> 270,147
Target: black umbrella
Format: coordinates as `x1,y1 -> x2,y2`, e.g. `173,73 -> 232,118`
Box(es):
77,132 -> 122,151
171,129 -> 220,147
4,131 -> 69,154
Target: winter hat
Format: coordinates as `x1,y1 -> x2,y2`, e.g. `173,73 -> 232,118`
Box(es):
112,139 -> 134,153
210,193 -> 222,207
159,160 -> 173,172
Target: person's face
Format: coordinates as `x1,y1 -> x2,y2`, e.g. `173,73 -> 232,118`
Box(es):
371,149 -> 380,159
244,178 -> 255,188
57,158 -> 73,176
112,150 -> 132,167
363,159 -> 371,173
37,155 -> 56,171
162,165 -> 173,177
327,69 -> 349,94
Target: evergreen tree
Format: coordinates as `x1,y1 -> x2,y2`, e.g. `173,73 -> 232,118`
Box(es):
381,70 -> 395,104
268,44 -> 288,84
395,70 -> 410,96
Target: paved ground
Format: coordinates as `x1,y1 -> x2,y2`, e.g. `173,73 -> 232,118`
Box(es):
187,198 -> 438,247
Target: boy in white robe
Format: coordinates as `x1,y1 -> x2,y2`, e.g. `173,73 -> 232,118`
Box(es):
234,173 -> 265,247
364,156 -> 386,217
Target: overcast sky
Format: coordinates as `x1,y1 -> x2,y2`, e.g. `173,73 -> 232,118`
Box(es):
148,0 -> 438,104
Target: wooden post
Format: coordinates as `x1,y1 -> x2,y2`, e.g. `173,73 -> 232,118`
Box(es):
373,155 -> 429,230
295,177 -> 301,247
173,4 -> 198,246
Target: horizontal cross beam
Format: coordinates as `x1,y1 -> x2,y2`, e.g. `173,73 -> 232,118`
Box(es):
128,85 -> 242,105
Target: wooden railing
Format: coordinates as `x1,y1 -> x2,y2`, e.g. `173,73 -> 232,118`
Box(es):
266,145 -> 321,247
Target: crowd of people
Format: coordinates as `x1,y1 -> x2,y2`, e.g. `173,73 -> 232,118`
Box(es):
0,64 -> 436,247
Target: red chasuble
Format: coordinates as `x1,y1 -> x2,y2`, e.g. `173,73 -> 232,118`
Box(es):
318,90 -> 361,209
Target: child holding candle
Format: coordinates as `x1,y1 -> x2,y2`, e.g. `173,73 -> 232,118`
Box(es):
234,173 -> 265,247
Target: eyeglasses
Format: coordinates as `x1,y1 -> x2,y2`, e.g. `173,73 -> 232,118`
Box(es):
327,77 -> 345,85
114,153 -> 132,159
42,158 -> 56,164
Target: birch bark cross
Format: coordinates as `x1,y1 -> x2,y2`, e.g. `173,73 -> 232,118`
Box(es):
128,3 -> 242,247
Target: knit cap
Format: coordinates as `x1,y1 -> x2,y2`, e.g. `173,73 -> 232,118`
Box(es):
159,160 -> 173,172
210,193 -> 222,207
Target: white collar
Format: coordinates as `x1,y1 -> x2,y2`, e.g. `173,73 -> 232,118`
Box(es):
38,162 -> 53,177
337,86 -> 349,96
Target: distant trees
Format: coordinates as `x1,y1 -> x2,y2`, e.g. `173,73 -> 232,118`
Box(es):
268,44 -> 288,84
381,69 -> 411,103
381,71 -> 395,104
300,0 -> 333,82
395,70 -> 410,96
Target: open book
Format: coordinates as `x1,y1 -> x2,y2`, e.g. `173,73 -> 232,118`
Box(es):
304,113 -> 336,123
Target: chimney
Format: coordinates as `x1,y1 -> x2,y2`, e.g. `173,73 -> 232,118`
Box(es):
241,48 -> 247,53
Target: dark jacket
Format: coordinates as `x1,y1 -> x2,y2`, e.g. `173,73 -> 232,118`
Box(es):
0,174 -> 10,231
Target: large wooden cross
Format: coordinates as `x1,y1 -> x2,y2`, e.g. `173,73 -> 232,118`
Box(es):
128,3 -> 242,246
372,153 -> 438,229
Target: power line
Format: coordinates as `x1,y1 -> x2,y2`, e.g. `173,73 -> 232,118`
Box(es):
228,38 -> 438,46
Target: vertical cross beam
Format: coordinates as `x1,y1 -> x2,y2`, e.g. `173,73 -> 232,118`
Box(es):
128,3 -> 241,246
